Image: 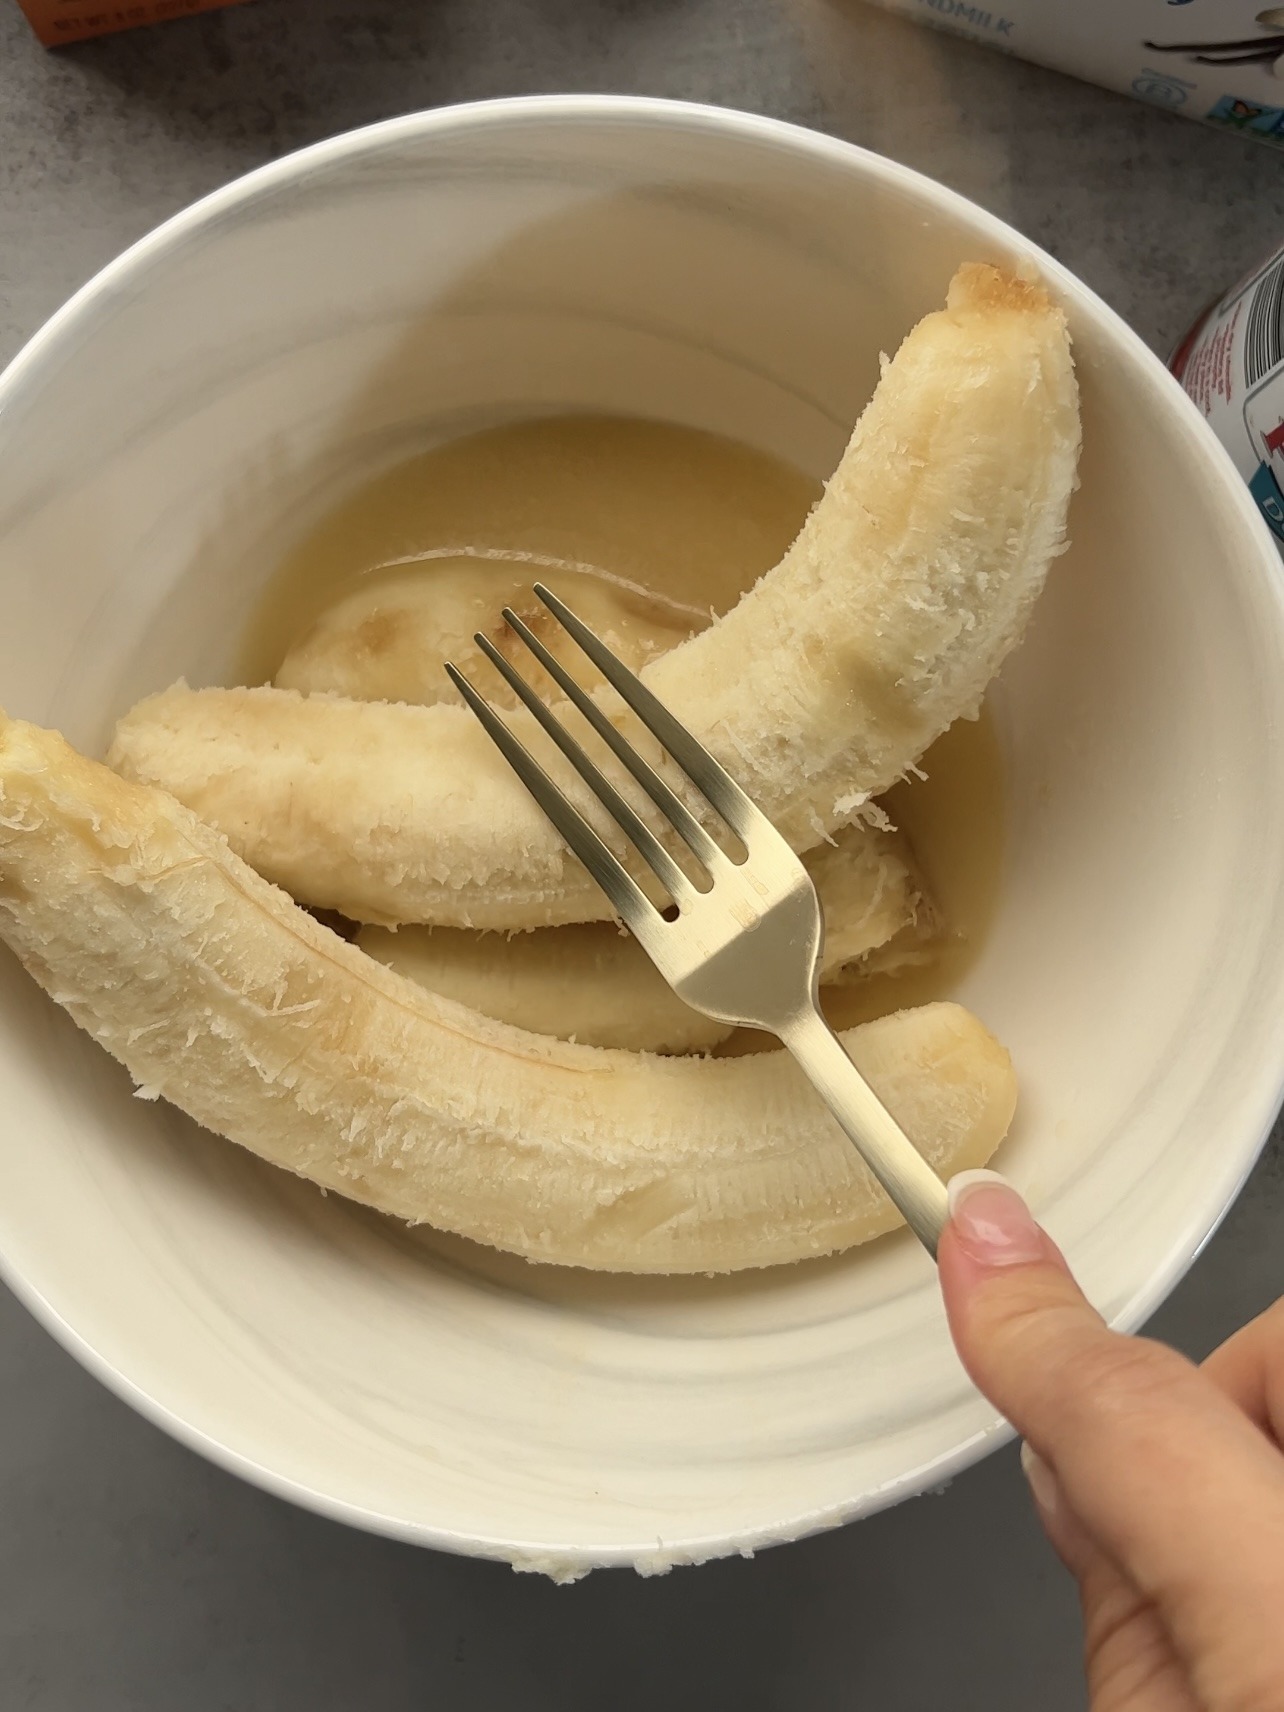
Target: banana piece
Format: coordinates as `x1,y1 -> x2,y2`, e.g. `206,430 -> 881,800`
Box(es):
355,821 -> 932,1053
803,825 -> 938,974
293,555 -> 933,1044
357,920 -> 729,1055
109,264 -> 1080,932
832,924 -> 940,986
0,716 -> 1015,1273
275,554 -> 707,709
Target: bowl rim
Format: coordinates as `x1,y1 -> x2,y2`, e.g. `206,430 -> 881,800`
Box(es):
2,91 -> 1282,1576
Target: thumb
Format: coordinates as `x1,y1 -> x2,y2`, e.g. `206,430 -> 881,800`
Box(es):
939,1170 -> 1284,1706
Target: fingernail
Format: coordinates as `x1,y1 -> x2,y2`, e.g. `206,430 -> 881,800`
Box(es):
1020,1442 -> 1059,1518
947,1169 -> 1045,1266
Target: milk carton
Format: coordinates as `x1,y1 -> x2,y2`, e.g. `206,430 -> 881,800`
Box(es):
1174,244 -> 1284,542
864,1 -> 1284,145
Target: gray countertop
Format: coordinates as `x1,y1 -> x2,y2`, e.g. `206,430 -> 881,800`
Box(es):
2,4 -> 1283,1707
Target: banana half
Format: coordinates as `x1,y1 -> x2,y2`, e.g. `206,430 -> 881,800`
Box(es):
0,717 -> 1015,1273
108,264 -> 1080,931
355,820 -> 933,1054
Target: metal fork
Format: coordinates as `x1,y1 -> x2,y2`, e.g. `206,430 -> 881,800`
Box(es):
446,584 -> 949,1256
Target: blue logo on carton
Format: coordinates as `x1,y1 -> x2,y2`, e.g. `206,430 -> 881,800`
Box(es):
1132,68 -> 1195,105
1249,463 -> 1284,542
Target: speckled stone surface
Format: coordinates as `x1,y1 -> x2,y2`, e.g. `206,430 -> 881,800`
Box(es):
1,3 -> 1282,1707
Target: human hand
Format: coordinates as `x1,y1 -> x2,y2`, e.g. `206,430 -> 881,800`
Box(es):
939,1170 -> 1284,1712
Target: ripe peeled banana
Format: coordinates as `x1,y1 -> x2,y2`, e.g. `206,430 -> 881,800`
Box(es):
357,919 -> 732,1055
274,526 -> 935,1049
356,822 -> 934,1054
284,554 -> 935,1046
109,264 -> 1080,933
275,553 -> 708,709
0,716 -> 1015,1272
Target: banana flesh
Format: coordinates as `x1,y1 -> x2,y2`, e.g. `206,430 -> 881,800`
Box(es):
356,823 -> 933,1053
276,555 -> 708,709
357,919 -> 731,1055
109,264 -> 1080,933
0,716 -> 1015,1272
271,497 -> 935,1043
278,527 -> 934,1050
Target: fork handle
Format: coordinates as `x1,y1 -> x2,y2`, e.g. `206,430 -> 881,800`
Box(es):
780,1008 -> 949,1258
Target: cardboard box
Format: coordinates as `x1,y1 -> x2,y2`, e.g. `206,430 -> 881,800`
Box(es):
864,0 -> 1284,147
14,0 -> 255,46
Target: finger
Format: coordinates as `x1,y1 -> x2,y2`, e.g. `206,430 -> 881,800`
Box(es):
1077,1554 -> 1202,1712
1202,1296 -> 1284,1445
1022,1443 -> 1095,1576
940,1171 -> 1284,1708
1024,1448 -> 1201,1712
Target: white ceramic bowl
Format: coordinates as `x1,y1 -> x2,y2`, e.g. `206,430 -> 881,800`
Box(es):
1,97 -> 1282,1580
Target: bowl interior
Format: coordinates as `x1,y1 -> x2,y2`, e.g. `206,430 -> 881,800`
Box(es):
1,101 -> 1282,1574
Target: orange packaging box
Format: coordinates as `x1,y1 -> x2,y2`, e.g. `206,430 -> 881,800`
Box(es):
14,0 -> 255,45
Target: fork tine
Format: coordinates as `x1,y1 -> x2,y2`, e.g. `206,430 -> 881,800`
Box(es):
468,635 -> 699,907
498,605 -> 724,871
532,582 -> 765,842
445,664 -> 657,932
